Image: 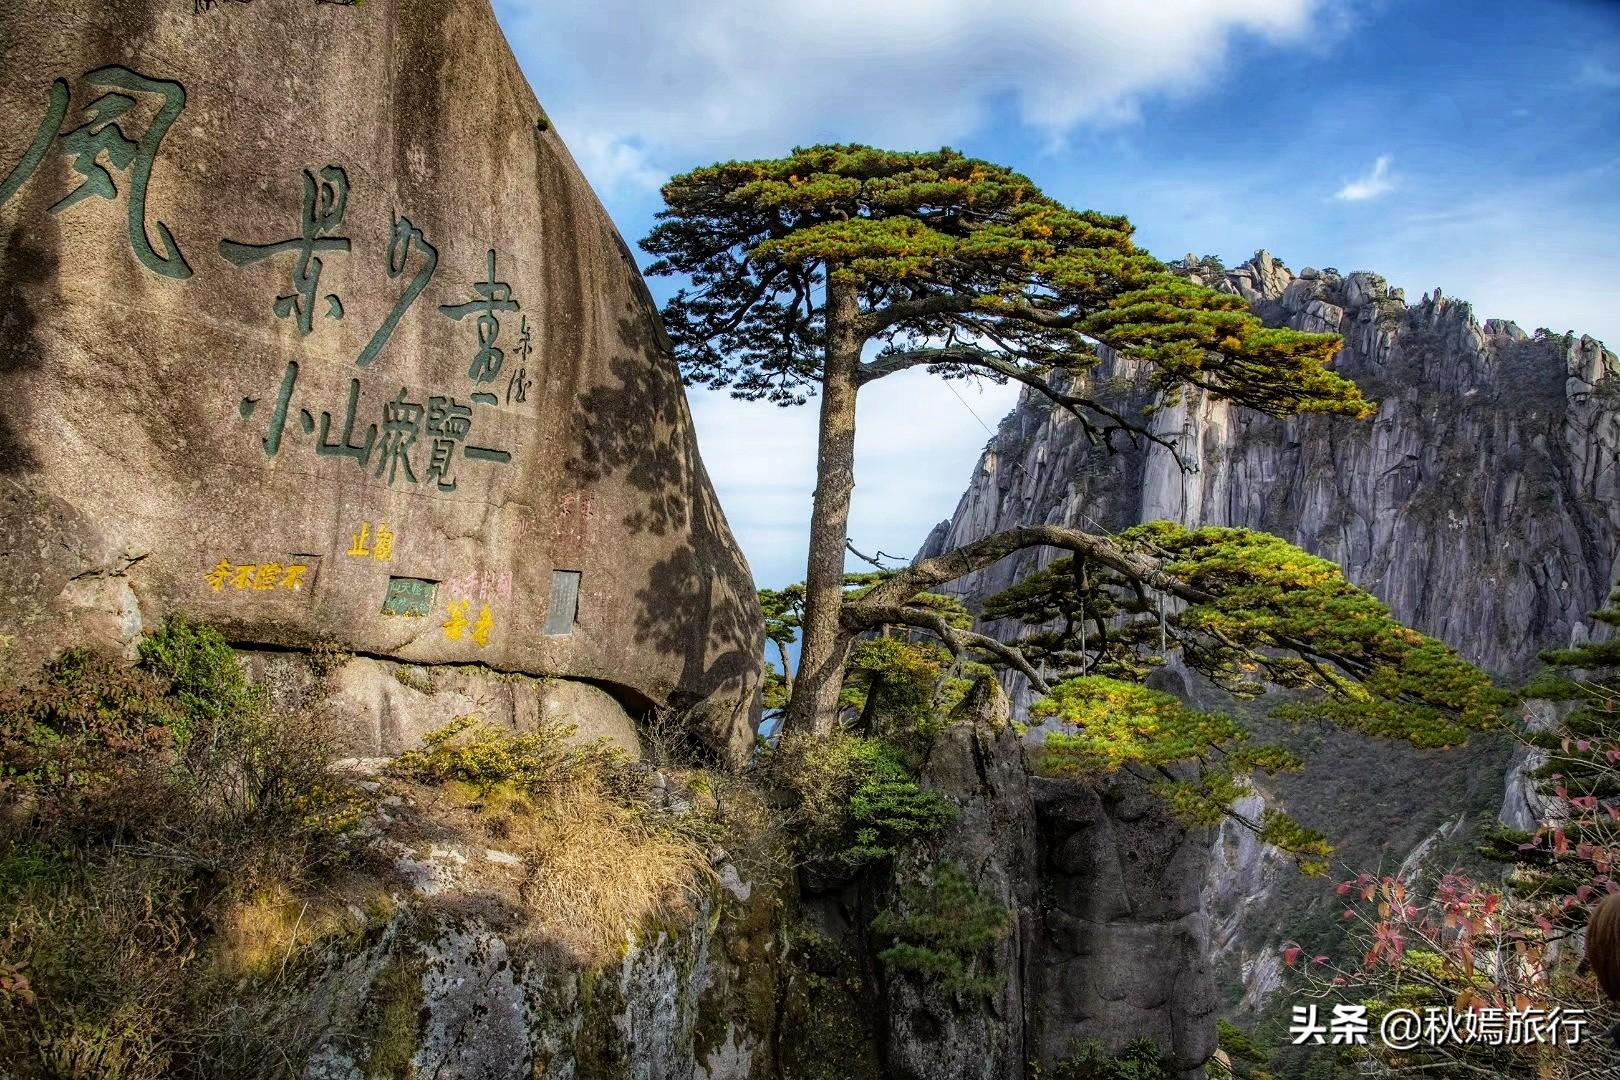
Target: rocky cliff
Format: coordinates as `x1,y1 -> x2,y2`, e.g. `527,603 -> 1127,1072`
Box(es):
918,250 -> 1620,1010
922,251 -> 1619,688
869,680 -> 1217,1080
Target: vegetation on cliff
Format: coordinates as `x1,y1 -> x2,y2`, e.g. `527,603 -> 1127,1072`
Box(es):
760,513 -> 1507,876
384,714 -> 729,963
1279,585 -> 1620,1079
1,126 -> 1589,1078
648,157 -> 1526,1068
0,619 -> 778,1077
871,862 -> 1011,999
0,616 -> 369,1077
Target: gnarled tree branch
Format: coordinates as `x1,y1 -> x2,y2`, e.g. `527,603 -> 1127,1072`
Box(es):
855,345 -> 1194,471
843,602 -> 1052,694
854,523 -> 1209,614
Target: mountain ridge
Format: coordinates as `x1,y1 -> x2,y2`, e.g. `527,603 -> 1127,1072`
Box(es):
916,248 -> 1620,1013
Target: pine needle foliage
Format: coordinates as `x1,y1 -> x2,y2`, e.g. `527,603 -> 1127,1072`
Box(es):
1032,677 -> 1330,873
759,584 -> 804,719
990,523 -> 1507,749
643,145 -> 1370,424
872,862 -> 1011,999
1033,677 -> 1255,778
1537,585 -> 1620,672
992,524 -> 1507,873
766,730 -> 955,870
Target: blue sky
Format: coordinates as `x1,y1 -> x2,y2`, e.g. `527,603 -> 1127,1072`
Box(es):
492,0 -> 1620,590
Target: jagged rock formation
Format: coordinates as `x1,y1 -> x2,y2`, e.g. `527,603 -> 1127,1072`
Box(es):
0,0 -> 761,761
918,251 -> 1620,1019
922,252 -> 1619,695
1500,698 -> 1566,831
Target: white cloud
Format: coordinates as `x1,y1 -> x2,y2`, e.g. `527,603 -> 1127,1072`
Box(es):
496,0 -> 1328,195
1358,169 -> 1620,346
1335,154 -> 1395,201
565,132 -> 665,195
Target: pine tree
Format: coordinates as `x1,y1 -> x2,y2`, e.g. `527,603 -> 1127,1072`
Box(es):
975,523 -> 1510,869
643,145 -> 1371,735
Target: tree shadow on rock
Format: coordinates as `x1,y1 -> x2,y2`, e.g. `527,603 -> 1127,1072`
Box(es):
630,524 -> 761,759
0,228 -> 56,474
564,304 -> 762,745
564,312 -> 693,538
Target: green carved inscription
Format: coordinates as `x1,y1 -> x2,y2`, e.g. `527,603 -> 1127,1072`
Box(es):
382,576 -> 437,618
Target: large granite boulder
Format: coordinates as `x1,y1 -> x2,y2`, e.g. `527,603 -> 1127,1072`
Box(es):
242,650 -> 646,759
0,0 -> 761,761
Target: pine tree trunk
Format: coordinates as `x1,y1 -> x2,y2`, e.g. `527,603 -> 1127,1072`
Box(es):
773,640 -> 795,700
784,277 -> 862,737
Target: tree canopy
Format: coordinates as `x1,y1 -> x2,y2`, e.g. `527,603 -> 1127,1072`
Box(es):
644,144 -> 1371,442
643,145 -> 1504,840
835,521 -> 1510,869
976,524 -> 1507,745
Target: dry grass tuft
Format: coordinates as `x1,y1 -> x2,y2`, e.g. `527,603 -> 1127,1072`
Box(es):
215,883 -> 313,979
507,781 -> 714,963
212,878 -> 390,981
387,717 -> 720,965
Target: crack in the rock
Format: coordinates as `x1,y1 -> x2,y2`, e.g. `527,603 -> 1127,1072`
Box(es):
224,637 -> 544,680
66,551 -> 152,582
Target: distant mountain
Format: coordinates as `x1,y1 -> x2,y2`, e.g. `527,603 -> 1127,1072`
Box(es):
917,250 -> 1620,1011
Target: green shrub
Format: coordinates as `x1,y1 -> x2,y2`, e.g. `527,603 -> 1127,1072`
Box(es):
839,634 -> 988,765
871,862 -> 1010,998
767,730 -> 955,868
845,777 -> 958,865
0,619 -> 368,1078
1051,1038 -> 1176,1080
1216,1018 -> 1272,1078
0,617 -> 355,853
0,648 -> 176,817
387,714 -> 634,798
844,638 -> 947,737
135,613 -> 263,747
